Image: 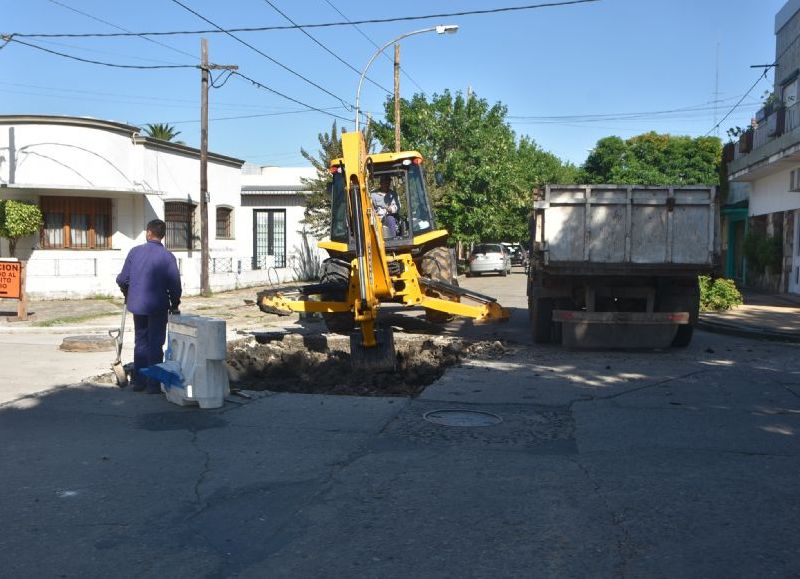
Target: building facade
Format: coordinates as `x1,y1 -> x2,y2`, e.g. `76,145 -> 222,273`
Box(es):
0,115 -> 322,299
727,0 -> 800,293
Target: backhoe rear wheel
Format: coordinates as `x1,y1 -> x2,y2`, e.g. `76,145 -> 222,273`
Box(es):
320,258 -> 354,334
419,246 -> 459,324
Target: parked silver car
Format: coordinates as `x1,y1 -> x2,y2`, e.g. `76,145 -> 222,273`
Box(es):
467,243 -> 512,277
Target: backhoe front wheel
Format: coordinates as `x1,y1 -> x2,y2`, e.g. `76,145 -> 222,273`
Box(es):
419,246 -> 459,323
319,258 -> 354,334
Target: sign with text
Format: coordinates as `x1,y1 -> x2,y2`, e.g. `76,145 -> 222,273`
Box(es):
0,260 -> 21,299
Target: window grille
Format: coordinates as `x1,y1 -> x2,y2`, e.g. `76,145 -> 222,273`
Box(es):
253,209 -> 286,268
216,207 -> 233,239
165,201 -> 195,250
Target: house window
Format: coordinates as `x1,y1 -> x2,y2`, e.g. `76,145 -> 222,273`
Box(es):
791,168 -> 800,192
40,196 -> 111,249
165,201 -> 196,251
216,206 -> 233,239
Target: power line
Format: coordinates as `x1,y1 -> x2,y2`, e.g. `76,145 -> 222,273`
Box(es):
11,0 -> 601,38
233,71 -> 352,122
169,0 -> 353,109
706,70 -> 769,135
46,0 -> 198,60
1,35 -> 197,69
146,106 -> 348,125
509,98 -> 761,123
261,0 -> 390,95
322,0 -> 425,93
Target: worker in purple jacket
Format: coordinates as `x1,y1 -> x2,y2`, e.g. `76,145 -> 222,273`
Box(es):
116,219 -> 182,393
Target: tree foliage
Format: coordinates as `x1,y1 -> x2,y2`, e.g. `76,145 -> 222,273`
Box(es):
372,90 -> 576,244
0,200 -> 43,257
580,132 -> 722,185
143,123 -> 183,143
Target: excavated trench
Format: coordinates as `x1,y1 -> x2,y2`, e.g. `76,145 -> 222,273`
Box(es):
227,333 -> 510,397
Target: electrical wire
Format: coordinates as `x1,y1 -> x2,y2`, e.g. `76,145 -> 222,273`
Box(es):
321,0 -> 424,93
11,0 -> 601,38
145,106 -> 348,125
169,0 -> 353,109
705,70 -> 769,135
232,71 -> 352,122
261,0 -> 390,94
46,0 -> 198,60
2,35 -> 197,69
209,69 -> 235,89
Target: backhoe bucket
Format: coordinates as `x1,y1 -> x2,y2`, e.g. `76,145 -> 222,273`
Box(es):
350,328 -> 396,373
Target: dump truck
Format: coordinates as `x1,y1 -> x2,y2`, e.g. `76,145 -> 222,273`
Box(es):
527,184 -> 719,348
257,131 -> 509,370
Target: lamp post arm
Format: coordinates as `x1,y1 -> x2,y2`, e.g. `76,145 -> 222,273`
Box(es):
354,26 -> 439,133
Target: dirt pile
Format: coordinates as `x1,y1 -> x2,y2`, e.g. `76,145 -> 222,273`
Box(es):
226,334 -> 511,397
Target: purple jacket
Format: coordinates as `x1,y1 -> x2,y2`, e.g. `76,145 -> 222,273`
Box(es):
116,239 -> 182,315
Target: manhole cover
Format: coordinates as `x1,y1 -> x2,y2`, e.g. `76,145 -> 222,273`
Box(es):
423,409 -> 503,427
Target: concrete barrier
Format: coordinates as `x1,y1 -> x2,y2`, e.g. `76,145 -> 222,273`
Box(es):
163,314 -> 229,409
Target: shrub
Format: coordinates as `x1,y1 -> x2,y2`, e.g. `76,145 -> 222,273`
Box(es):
0,200 -> 44,257
699,276 -> 743,312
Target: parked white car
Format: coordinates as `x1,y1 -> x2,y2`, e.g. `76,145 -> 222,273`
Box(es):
467,243 -> 512,277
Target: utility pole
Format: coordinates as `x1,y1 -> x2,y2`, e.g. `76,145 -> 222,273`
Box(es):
200,38 -> 237,296
394,43 -> 401,152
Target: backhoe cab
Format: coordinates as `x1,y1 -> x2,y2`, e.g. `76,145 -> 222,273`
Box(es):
257,131 -> 508,372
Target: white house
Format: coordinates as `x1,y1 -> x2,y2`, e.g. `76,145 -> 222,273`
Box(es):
0,115 -> 323,299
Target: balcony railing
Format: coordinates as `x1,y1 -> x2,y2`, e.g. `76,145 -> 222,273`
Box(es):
735,102 -> 800,161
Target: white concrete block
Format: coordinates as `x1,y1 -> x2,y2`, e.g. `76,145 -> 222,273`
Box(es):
163,314 -> 230,409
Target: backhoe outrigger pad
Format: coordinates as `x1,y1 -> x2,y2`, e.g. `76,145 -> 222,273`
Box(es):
350,328 -> 396,373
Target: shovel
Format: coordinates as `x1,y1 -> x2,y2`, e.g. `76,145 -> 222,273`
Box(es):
109,303 -> 128,387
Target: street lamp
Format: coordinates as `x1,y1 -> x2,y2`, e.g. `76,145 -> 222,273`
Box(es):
354,24 -> 459,132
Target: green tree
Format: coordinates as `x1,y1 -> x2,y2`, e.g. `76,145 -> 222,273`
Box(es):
0,200 -> 43,257
143,123 -> 183,143
580,132 -> 722,185
373,90 -> 575,244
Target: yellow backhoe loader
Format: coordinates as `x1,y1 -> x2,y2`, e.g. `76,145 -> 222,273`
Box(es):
256,131 -> 509,371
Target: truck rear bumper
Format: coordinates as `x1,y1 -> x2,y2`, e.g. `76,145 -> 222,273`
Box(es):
552,310 -> 689,349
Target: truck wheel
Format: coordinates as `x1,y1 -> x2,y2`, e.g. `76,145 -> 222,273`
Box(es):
319,258 -> 354,333
420,246 -> 458,323
530,296 -> 554,344
500,267 -> 507,277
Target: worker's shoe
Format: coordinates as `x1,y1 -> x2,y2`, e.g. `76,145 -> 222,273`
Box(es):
131,381 -> 148,392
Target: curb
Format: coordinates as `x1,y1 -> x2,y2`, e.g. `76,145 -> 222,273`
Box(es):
697,319 -> 800,343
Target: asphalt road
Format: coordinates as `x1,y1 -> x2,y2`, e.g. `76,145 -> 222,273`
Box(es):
1,268 -> 799,578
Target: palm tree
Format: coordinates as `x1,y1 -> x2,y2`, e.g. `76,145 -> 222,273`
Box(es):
143,123 -> 182,142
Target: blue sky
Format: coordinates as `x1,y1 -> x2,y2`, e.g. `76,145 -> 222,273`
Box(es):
1,0 -> 786,167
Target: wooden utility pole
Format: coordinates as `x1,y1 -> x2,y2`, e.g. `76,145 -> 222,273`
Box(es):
200,38 -> 237,296
394,43 -> 401,152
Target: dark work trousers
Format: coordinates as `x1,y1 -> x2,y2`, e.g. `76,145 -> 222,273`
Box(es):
132,311 -> 168,387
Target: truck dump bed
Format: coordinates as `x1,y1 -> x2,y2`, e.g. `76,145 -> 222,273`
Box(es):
533,185 -> 718,272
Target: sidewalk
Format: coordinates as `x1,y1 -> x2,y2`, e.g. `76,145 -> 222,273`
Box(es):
698,288 -> 800,342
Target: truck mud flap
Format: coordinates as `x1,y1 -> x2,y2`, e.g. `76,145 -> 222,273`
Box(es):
552,310 -> 689,349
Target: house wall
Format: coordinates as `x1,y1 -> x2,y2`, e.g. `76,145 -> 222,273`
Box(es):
0,117 -> 324,299
749,166 -> 800,216
776,0 -> 800,85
